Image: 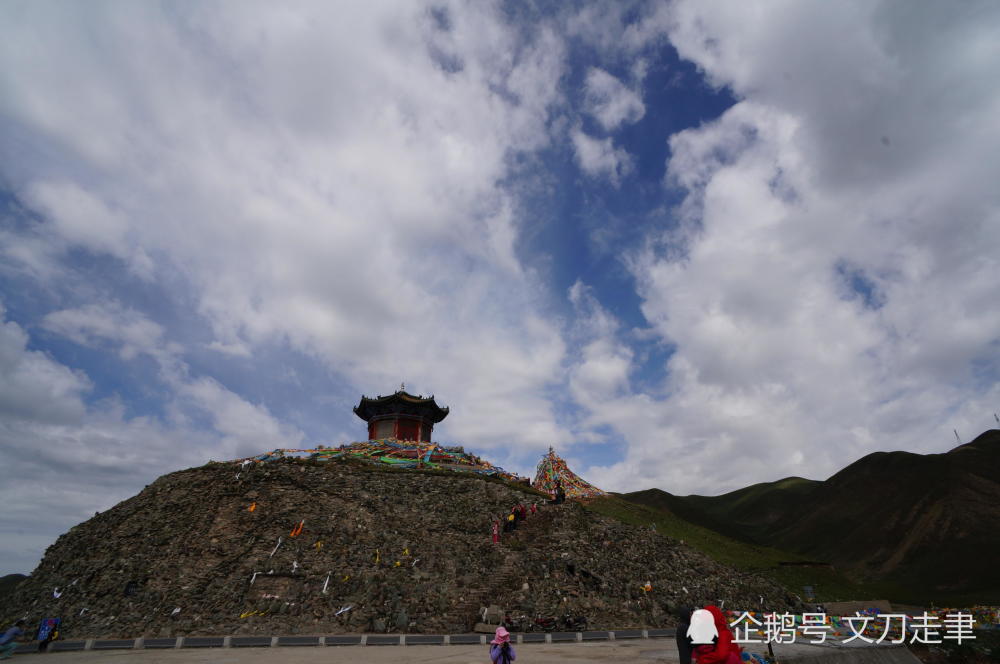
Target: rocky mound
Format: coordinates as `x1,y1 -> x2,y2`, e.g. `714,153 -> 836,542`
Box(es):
3,456 -> 792,638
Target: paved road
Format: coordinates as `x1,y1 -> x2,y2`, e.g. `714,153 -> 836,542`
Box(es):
19,641 -> 658,663
8,640 -> 915,663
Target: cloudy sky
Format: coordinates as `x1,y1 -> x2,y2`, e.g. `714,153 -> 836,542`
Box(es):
2,1 -> 999,574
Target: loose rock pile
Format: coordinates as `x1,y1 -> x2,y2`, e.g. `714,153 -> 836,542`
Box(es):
3,457 -> 794,638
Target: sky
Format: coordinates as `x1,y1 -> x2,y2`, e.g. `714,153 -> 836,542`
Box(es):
1,1 -> 999,575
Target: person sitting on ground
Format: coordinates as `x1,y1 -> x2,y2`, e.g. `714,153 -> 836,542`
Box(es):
0,620 -> 25,660
687,605 -> 742,664
490,625 -> 516,664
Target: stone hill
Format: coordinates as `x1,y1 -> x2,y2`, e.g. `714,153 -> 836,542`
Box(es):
3,455 -> 793,638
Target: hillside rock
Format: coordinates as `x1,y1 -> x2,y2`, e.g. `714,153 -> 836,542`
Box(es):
3,457 -> 791,638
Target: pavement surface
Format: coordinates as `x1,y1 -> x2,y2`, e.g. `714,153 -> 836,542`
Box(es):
5,639 -> 919,663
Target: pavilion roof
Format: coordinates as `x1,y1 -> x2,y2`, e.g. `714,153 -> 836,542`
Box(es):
353,389 -> 450,423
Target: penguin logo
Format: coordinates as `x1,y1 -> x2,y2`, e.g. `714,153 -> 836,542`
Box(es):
686,608 -> 718,645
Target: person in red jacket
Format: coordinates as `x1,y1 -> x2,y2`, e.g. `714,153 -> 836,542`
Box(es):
688,605 -> 742,664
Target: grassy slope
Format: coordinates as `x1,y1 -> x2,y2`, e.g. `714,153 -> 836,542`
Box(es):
614,431 -> 1000,606
687,477 -> 821,527
764,433 -> 1000,605
584,494 -> 875,603
0,574 -> 26,601
625,478 -> 822,546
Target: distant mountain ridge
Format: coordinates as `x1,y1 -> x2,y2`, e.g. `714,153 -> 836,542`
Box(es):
0,574 -> 26,601
621,430 -> 1000,604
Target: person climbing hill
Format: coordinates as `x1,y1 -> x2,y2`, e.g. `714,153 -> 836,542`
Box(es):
490,626 -> 516,664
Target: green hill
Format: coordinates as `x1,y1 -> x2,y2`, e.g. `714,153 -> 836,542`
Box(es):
586,494 -> 870,604
619,429 -> 1000,605
0,574 -> 26,601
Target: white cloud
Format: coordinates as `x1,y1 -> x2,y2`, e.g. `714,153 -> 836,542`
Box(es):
3,0 -> 998,573
180,376 -> 304,457
571,127 -> 634,186
0,2 -> 571,460
0,182 -> 154,281
25,181 -> 128,258
42,302 -> 174,363
566,3 -> 671,57
0,301 -> 308,573
583,68 -> 645,131
42,301 -> 304,454
568,282 -> 633,402
0,302 -> 89,426
578,1 -> 1000,494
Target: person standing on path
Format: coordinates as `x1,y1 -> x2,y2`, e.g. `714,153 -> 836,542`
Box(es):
553,481 -> 566,504
491,516 -> 500,545
0,620 -> 25,660
674,605 -> 694,662
490,626 -> 516,664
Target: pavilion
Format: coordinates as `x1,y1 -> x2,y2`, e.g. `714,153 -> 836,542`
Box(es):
353,387 -> 449,442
